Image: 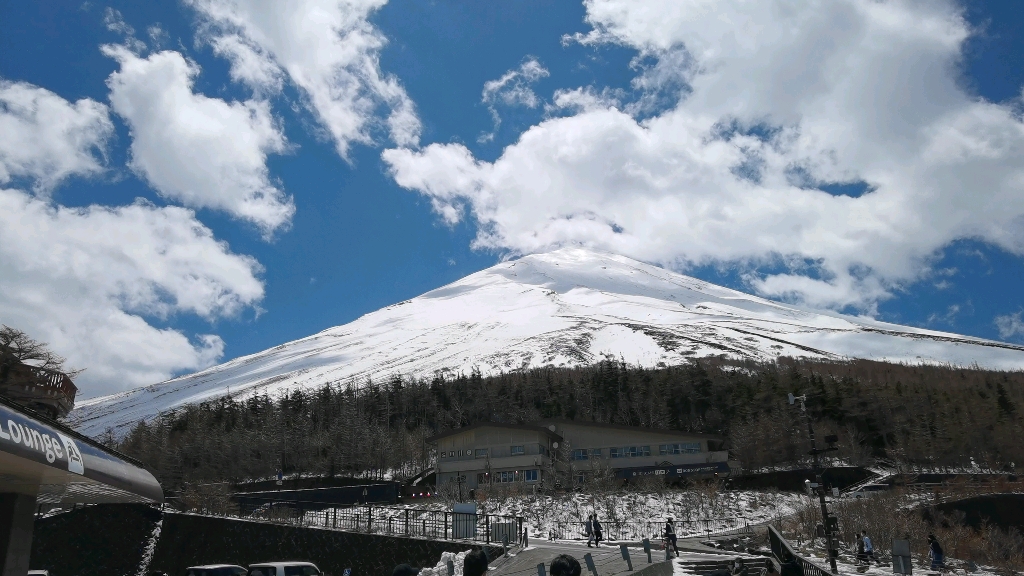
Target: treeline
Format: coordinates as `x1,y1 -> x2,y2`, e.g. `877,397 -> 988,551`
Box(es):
111,358 -> 1024,491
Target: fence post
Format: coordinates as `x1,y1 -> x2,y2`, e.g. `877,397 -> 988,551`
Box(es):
445,511 -> 449,540
333,507 -> 337,529
368,506 -> 373,533
620,544 -> 633,571
584,553 -> 598,576
643,538 -> 652,563
405,508 -> 410,536
486,514 -> 491,544
538,563 -> 547,576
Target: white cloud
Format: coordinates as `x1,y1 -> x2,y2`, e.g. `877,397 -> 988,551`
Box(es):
104,46 -> 295,236
147,24 -> 171,49
479,57 -> 550,142
0,80 -> 113,192
103,8 -> 147,54
996,311 -> 1024,340
187,0 -> 421,158
385,0 -> 1024,312
0,187 -> 264,397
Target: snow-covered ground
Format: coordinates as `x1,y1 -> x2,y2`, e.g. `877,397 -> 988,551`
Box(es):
69,247 -> 1024,437
291,490 -> 804,543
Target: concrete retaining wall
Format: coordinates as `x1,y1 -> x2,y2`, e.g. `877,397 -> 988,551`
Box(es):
31,505 -> 502,576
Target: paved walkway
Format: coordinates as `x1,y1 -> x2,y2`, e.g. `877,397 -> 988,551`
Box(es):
490,539 -> 667,576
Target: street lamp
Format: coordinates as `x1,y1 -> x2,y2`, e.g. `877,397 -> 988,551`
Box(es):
789,393 -> 840,575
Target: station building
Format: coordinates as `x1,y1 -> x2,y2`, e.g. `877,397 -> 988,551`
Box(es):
429,419 -> 736,489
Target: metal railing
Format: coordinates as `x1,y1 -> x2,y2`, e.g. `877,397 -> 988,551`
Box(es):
546,517 -> 753,542
767,525 -> 833,576
233,501 -> 524,545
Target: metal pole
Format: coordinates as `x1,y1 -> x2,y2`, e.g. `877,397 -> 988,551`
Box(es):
800,397 -> 839,575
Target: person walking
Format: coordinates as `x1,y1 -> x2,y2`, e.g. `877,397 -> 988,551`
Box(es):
863,530 -> 877,565
928,534 -> 944,572
593,516 -> 604,547
664,518 -> 679,557
585,515 -> 595,548
855,531 -> 867,565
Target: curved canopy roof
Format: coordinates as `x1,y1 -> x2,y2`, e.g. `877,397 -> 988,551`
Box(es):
0,396 -> 162,504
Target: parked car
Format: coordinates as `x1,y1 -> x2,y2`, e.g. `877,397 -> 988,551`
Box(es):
248,563 -> 322,576
186,565 -> 248,576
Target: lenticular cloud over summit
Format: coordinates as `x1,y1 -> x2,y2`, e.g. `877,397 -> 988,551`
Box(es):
70,248 -> 1024,437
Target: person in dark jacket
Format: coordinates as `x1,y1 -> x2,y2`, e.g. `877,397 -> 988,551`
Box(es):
464,550 -> 489,576
550,554 -> 582,576
586,515 -> 596,547
593,516 -> 603,547
928,535 -> 944,571
664,518 -> 679,557
392,565 -> 421,576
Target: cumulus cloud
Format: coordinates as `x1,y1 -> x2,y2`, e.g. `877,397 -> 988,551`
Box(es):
104,46 -> 294,235
187,0 -> 421,158
479,57 -> 550,142
0,187 -> 264,396
0,79 -> 265,396
0,80 -> 113,192
996,311 -> 1024,340
385,0 -> 1024,312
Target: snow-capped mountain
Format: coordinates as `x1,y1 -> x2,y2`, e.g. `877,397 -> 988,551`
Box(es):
69,248 -> 1024,437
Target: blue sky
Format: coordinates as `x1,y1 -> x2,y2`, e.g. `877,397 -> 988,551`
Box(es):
1,0 -> 1023,397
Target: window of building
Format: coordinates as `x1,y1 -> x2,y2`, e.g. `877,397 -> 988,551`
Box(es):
658,442 -> 702,455
525,469 -> 539,482
510,445 -> 524,455
571,449 -> 588,460
612,446 -> 651,457
588,448 -> 603,458
475,449 -> 488,458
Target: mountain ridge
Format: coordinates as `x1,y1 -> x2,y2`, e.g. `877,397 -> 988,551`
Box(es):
69,247 -> 1024,437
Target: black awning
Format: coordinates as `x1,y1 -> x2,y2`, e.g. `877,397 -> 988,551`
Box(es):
0,398 -> 162,504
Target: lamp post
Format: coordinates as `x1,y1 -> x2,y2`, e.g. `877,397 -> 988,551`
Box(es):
789,393 -> 840,575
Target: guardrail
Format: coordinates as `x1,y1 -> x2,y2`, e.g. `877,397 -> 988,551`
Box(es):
767,525 -> 833,576
231,501 -> 524,545
546,517 -> 753,542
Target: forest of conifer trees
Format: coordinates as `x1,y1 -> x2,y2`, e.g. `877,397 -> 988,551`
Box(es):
110,358 -> 1024,491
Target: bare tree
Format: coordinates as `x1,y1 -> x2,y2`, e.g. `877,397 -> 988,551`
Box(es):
0,325 -> 81,376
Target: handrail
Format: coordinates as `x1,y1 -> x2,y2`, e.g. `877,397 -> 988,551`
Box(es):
767,525 -> 833,576
223,500 -> 526,546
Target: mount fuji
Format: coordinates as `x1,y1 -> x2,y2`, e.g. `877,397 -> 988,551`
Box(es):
69,248 -> 1024,438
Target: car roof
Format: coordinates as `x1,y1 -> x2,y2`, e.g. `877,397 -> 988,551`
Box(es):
248,563 -> 319,569
189,566 -> 246,570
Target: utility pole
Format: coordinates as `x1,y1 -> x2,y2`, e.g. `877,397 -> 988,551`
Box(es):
789,393 -> 840,575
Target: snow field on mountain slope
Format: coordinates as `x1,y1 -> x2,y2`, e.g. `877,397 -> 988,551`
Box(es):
68,248 -> 1024,438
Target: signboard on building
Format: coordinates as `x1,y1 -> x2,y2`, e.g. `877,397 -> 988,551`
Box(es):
614,461 -> 731,479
